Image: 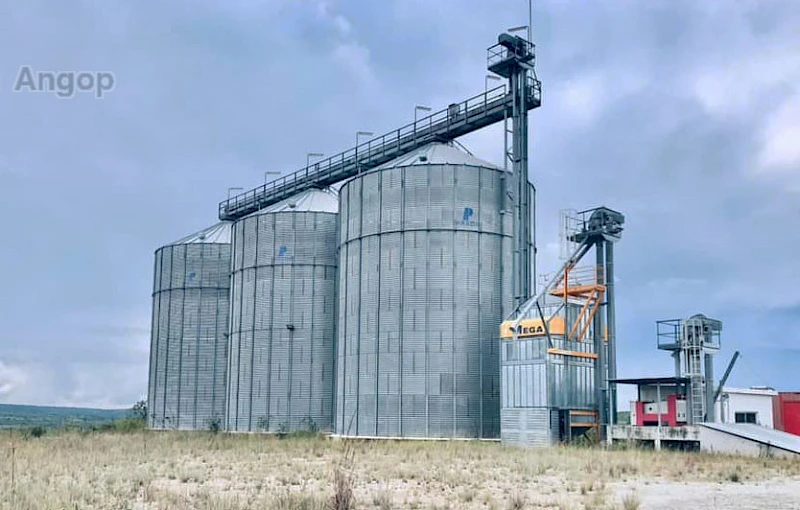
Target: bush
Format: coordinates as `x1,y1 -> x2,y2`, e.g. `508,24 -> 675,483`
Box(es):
207,417 -> 223,434
621,493 -> 641,510
300,416 -> 319,434
132,399 -> 148,422
113,417 -> 146,433
28,425 -> 47,438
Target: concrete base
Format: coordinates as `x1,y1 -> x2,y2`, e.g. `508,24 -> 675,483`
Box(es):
610,425 -> 700,450
610,424 -> 800,458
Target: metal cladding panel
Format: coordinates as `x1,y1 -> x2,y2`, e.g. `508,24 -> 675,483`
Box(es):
500,333 -> 597,444
148,242 -> 231,430
227,211 -> 338,433
501,407 -> 555,447
335,163 -> 510,438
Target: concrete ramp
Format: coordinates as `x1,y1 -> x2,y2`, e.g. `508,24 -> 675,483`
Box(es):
700,423 -> 800,458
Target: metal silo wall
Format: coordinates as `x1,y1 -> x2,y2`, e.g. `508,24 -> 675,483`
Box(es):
335,163 -> 510,438
226,211 -> 338,433
148,242 -> 231,430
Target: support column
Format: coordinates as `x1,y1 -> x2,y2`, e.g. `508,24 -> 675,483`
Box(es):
704,353 -> 715,423
594,242 -> 606,440
605,241 -> 617,425
673,351 -> 681,379
655,382 -> 662,451
509,67 -> 531,308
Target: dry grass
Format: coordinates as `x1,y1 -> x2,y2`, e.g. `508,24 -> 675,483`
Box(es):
0,430 -> 799,509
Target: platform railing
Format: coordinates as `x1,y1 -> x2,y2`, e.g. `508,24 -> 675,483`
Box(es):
219,83 -> 540,220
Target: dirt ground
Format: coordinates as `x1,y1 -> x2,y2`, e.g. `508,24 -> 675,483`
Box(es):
1,431 -> 799,509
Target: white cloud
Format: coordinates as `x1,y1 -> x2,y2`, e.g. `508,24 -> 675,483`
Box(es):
0,361 -> 27,398
758,96 -> 800,174
691,51 -> 800,117
556,73 -> 606,127
332,42 -> 379,93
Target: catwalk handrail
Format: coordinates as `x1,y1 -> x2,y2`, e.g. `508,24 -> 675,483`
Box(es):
219,81 -> 541,220
506,240 -> 593,332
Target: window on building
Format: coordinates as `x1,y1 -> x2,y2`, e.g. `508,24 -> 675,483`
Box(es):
734,412 -> 757,424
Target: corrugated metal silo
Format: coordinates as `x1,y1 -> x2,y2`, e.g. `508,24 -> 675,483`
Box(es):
148,222 -> 232,430
335,142 -> 512,438
226,189 -> 339,433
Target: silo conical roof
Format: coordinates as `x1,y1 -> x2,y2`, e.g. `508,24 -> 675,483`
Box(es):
375,142 -> 500,170
256,187 -> 339,214
171,221 -> 232,245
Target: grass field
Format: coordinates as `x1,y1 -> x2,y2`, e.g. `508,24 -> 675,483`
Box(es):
1,430 -> 799,510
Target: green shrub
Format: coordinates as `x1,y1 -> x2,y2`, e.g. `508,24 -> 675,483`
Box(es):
29,425 -> 47,438
113,417 -> 146,433
207,417 -> 223,434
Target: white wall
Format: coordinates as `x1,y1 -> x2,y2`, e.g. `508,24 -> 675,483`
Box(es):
715,387 -> 776,428
699,426 -> 798,458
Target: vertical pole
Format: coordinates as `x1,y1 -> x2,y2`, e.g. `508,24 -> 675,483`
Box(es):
594,241 -> 606,441
503,88 -> 515,318
605,241 -> 617,426
528,0 -> 533,46
520,69 -> 530,303
10,428 -> 15,506
512,65 -> 531,307
531,183 -> 536,296
704,353 -> 715,423
510,73 -> 520,309
655,382 -> 662,451
673,351 -> 681,379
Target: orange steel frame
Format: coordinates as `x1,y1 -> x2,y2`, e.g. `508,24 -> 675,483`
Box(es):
549,265 -> 606,343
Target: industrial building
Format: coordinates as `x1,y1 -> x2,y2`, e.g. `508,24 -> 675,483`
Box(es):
335,144 -> 508,439
609,316 -> 800,457
144,26 -> 798,454
500,207 -> 623,446
226,189 -> 339,433
774,393 -> 800,436
147,30 -> 543,439
716,387 -> 778,428
147,222 -> 231,430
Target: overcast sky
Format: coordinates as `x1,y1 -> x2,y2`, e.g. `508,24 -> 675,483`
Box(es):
0,0 -> 798,408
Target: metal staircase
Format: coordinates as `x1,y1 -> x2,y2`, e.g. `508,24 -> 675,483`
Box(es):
685,343 -> 706,425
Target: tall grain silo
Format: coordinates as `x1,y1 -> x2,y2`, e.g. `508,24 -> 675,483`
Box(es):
226,188 -> 339,433
335,142 -> 512,439
148,222 -> 232,430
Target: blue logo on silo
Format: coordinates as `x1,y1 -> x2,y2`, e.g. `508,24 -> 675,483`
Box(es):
187,271 -> 196,281
461,207 -> 475,226
278,246 -> 287,258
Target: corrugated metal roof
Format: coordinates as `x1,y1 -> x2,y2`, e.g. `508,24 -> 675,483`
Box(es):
171,221 -> 232,245
701,422 -> 800,454
375,142 -> 501,170
254,187 -> 339,214
721,386 -> 778,396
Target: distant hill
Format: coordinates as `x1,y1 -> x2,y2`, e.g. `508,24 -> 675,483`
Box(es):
0,403 -> 129,429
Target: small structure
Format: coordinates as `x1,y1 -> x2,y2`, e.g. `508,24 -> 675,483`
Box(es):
774,392 -> 800,436
500,207 -> 624,446
610,317 -> 800,457
656,314 -> 722,423
716,387 -> 777,428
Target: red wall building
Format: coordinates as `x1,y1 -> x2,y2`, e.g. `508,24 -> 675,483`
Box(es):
774,393 -> 800,436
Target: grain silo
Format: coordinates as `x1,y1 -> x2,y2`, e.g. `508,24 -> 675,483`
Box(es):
148,222 -> 232,430
226,188 -> 338,433
335,142 -> 512,439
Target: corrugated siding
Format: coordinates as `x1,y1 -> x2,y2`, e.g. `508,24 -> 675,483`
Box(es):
501,407 -> 555,447
335,163 -> 510,439
500,333 -> 596,445
148,242 -> 231,430
227,211 -> 338,433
